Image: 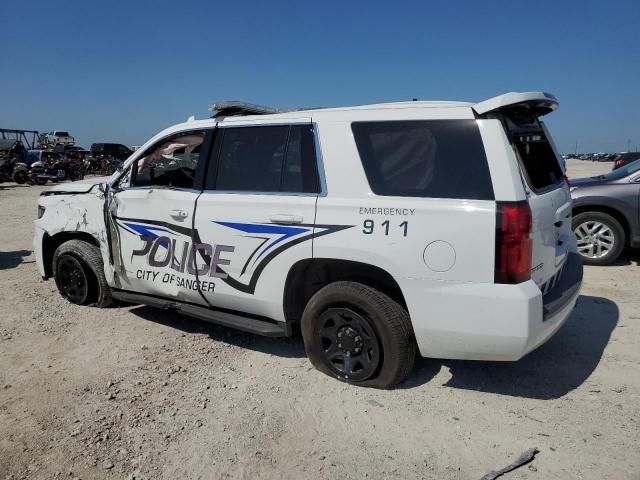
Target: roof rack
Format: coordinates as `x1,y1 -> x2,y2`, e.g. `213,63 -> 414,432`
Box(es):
208,101 -> 283,118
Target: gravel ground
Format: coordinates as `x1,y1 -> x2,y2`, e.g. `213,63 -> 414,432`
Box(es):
1,159 -> 639,480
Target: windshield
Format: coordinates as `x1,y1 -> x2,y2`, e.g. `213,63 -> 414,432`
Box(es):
604,158 -> 640,180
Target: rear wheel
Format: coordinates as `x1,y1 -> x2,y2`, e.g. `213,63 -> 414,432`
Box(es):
573,211 -> 625,265
53,239 -> 112,307
301,281 -> 416,389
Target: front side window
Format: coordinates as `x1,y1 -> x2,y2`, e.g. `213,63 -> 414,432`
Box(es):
351,120 -> 494,200
212,124 -> 320,193
132,131 -> 205,189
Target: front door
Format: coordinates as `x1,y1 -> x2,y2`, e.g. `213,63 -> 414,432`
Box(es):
192,121 -> 322,321
109,128 -> 212,305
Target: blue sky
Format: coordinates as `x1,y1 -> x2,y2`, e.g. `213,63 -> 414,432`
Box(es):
1,0 -> 638,153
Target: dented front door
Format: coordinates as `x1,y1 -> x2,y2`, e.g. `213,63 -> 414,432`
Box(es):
106,128 -> 213,305
110,187 -> 208,304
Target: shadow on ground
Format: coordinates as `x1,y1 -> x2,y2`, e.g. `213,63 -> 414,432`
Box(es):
0,183 -> 31,191
128,294 -> 617,397
403,295 -> 618,398
129,305 -> 306,358
0,250 -> 33,269
601,247 -> 640,267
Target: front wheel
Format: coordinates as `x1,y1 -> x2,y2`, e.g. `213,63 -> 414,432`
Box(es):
53,239 -> 112,307
301,281 -> 416,389
573,211 -> 625,265
13,169 -> 27,184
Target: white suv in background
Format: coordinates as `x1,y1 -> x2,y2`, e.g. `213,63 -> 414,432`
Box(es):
33,92 -> 582,388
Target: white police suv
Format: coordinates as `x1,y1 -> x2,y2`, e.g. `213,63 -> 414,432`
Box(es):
34,92 -> 582,388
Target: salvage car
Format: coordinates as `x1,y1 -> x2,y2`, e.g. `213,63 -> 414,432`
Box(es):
34,92 -> 582,388
571,159 -> 640,265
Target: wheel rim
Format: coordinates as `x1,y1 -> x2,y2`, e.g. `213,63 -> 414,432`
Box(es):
574,220 -> 615,259
315,307 -> 381,382
56,255 -> 88,304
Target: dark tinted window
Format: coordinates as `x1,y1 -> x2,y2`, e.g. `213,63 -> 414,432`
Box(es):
504,115 -> 563,190
212,125 -> 320,193
351,120 -> 494,200
281,125 -> 320,193
55,132 -> 69,137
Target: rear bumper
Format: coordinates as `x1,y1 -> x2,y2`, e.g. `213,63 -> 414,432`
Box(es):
403,253 -> 583,361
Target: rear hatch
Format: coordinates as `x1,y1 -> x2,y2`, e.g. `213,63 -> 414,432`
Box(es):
474,92 -> 574,291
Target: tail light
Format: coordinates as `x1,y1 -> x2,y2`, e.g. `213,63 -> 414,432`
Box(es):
495,201 -> 533,284
564,175 -> 570,189
615,159 -> 624,167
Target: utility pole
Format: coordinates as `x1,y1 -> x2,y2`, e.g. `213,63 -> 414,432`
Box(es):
574,140 -> 578,155
627,138 -> 631,152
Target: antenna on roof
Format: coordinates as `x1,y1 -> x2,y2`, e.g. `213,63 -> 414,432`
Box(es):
208,101 -> 282,118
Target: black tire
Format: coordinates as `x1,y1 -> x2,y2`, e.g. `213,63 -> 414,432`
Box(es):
13,170 -> 27,184
34,176 -> 47,186
53,239 -> 112,307
70,170 -> 84,182
301,281 -> 416,389
572,211 -> 625,266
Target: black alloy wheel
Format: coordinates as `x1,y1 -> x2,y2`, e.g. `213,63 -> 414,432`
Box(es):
315,307 -> 381,381
55,255 -> 89,304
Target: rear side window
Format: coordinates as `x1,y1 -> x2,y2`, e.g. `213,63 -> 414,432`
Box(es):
504,115 -> 563,190
351,120 -> 494,200
211,124 -> 320,193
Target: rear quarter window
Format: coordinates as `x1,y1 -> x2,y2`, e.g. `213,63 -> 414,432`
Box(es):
351,120 -> 494,200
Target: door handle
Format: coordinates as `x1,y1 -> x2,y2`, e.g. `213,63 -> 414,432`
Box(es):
269,214 -> 304,225
170,209 -> 189,221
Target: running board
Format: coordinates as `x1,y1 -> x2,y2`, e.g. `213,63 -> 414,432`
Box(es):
111,290 -> 290,337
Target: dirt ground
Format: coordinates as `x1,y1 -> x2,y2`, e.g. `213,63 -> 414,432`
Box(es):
1,159 -> 638,480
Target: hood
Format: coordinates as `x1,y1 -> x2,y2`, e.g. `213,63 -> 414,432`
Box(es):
44,176 -> 110,194
569,176 -> 608,188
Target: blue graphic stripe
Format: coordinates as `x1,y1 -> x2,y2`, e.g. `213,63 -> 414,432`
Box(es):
214,221 -> 311,262
122,222 -> 174,249
123,222 -> 173,240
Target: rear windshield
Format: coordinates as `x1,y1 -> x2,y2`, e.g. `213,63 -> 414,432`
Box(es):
351,120 -> 494,200
55,131 -> 69,137
504,115 -> 563,190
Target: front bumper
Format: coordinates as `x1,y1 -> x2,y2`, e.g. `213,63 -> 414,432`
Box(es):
403,253 -> 583,361
33,224 -> 47,278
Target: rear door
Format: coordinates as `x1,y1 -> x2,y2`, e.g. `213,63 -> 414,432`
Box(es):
475,93 -> 574,289
191,120 -> 321,321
